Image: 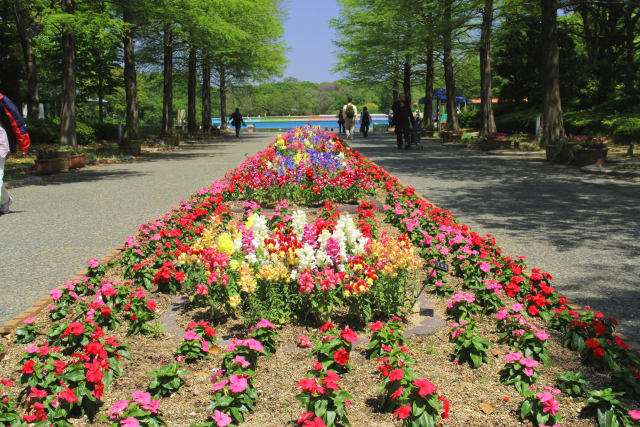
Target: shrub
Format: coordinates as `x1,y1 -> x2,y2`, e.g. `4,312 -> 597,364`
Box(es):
92,121 -> 119,141
26,118 -> 58,145
458,108 -> 480,129
75,120 -> 96,145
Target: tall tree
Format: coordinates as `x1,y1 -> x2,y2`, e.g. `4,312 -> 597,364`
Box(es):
479,0 -> 496,135
540,0 -> 565,144
201,55 -> 211,132
122,7 -> 139,140
59,0 -> 76,146
442,0 -> 460,130
187,44 -> 197,134
161,23 -> 173,136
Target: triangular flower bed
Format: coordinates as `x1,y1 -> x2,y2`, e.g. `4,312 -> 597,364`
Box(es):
0,126 -> 639,426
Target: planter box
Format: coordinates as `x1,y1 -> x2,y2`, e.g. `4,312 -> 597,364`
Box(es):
545,142 -> 578,163
165,135 -> 180,146
574,148 -> 608,166
421,129 -> 435,137
441,132 -> 462,143
484,139 -> 512,151
35,158 -> 63,175
69,153 -> 86,169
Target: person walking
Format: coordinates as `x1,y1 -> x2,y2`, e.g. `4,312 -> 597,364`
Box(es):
359,106 -> 371,137
228,108 -> 246,138
391,93 -> 414,149
342,98 -> 358,143
0,92 -> 31,214
337,109 -> 345,133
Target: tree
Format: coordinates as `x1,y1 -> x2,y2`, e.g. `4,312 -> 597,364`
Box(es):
479,0 -> 496,135
59,0 -> 76,146
540,0 -> 565,144
186,44 -> 197,134
122,6 -> 139,139
442,0 -> 460,130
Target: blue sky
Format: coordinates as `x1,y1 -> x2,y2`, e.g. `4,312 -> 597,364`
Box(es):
281,0 -> 341,83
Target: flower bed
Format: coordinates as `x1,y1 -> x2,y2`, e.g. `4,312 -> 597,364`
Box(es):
1,126 -> 639,426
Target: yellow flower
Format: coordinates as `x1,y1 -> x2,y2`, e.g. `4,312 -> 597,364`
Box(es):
217,233 -> 234,255
229,259 -> 239,270
228,294 -> 241,308
177,252 -> 189,265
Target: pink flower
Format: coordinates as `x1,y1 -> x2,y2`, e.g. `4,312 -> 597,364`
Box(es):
229,374 -> 248,393
87,259 -> 100,269
50,288 -> 62,301
121,417 -> 140,427
232,355 -> 251,368
510,303 -> 524,312
542,397 -> 559,416
212,410 -> 232,427
245,338 -> 264,352
184,330 -> 199,341
413,378 -> 438,396
211,379 -> 229,392
23,317 -> 36,325
505,352 -> 523,362
519,357 -> 539,368
108,399 -> 129,419
255,318 -> 275,329
27,345 -> 38,354
523,367 -> 535,377
131,390 -> 151,407
496,307 -> 508,321
201,340 -> 210,353
629,410 -> 640,420
298,334 -> 312,348
478,261 -> 491,273
534,330 -> 549,341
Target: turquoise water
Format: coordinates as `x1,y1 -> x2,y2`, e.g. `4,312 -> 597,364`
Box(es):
212,119 -> 389,130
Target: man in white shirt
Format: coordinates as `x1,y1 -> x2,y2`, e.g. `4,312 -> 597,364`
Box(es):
0,122 -> 12,214
342,98 -> 358,143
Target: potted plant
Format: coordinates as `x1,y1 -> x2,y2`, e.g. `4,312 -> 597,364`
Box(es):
69,147 -> 87,169
573,137 -> 608,166
441,130 -> 463,143
483,132 -> 512,150
35,148 -> 63,174
545,137 -> 580,163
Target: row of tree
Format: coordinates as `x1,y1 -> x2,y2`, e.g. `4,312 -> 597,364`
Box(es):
0,0 -> 286,145
332,0 -> 640,145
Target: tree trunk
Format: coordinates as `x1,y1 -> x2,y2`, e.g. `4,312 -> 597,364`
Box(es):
540,0 -> 565,145
402,56 -> 412,106
423,47 -> 434,130
123,8 -> 139,140
201,57 -> 211,133
442,0 -> 460,131
161,24 -> 173,137
98,76 -> 104,123
59,0 -> 76,147
14,7 -> 39,120
187,44 -> 198,134
219,65 -> 228,130
480,0 -> 497,135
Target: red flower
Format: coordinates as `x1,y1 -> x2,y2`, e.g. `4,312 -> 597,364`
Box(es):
393,404 -> 411,420
100,306 -> 111,317
302,417 -> 327,427
22,360 -> 35,374
528,305 -> 539,316
593,348 -> 605,358
67,322 -> 85,336
390,386 -> 404,400
319,322 -> 334,332
593,322 -> 606,337
413,378 -> 438,396
438,395 -> 450,419
586,338 -> 600,349
389,369 -> 404,381
340,327 -> 358,344
147,300 -> 157,311
58,387 -> 78,403
333,348 -> 349,366
297,412 -> 314,425
368,321 -> 384,332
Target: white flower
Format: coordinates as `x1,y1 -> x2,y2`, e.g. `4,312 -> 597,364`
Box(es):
291,210 -> 307,238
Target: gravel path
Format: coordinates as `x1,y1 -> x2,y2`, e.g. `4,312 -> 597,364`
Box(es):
0,134 -> 274,326
351,133 -> 640,342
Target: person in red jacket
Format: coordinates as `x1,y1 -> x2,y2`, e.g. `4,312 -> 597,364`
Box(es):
0,92 -> 31,214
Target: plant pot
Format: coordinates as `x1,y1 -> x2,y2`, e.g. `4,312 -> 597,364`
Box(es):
165,135 -> 180,146
35,158 -> 63,174
441,132 -> 462,143
421,129 -> 435,137
574,147 -> 608,166
69,153 -> 86,169
545,142 -> 578,163
484,138 -> 512,151
57,151 -> 71,172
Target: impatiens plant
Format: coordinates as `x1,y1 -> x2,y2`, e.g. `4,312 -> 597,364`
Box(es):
311,323 -> 358,373
123,287 -> 157,336
296,367 -> 352,427
582,388 -> 636,427
520,386 -> 562,426
146,362 -> 189,398
0,378 -> 20,426
556,371 -> 589,397
248,319 -> 279,355
175,322 -> 217,362
204,373 -> 259,426
107,391 -> 164,426
367,318 -> 408,359
14,317 -> 39,344
446,292 -> 479,322
500,352 -> 540,393
449,321 -> 491,369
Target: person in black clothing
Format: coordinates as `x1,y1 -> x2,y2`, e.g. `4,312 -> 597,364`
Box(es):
359,106 -> 371,137
228,108 -> 246,138
337,109 -> 345,133
391,94 -> 415,149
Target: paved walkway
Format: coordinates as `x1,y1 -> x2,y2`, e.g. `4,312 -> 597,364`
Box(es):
351,133 -> 640,342
0,134 -> 273,326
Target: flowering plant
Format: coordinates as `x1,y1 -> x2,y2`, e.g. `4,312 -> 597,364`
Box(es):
446,292 -> 479,322
248,319 -> 278,355
107,391 -> 164,426
207,373 -> 259,426
367,318 -> 408,358
221,338 -> 264,373
520,386 -> 562,426
449,320 -> 490,369
14,317 -> 39,344
0,378 -> 20,426
175,322 -> 217,362
555,371 -> 588,397
296,367 -> 352,427
311,323 -> 357,373
123,287 -> 157,336
499,352 -> 540,393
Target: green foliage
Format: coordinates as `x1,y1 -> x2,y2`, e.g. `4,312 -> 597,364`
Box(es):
556,371 -> 589,397
458,108 -> 480,129
146,363 -> 189,398
582,388 -> 633,427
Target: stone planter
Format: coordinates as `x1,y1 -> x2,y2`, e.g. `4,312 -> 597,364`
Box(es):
35,158 -> 63,175
247,125 -> 255,133
57,151 -> 71,172
574,147 -> 608,166
69,153 -> 86,169
545,142 -> 578,163
166,135 -> 180,146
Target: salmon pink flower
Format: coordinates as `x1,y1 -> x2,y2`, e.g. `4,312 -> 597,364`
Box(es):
211,379 -> 228,392
340,327 -> 358,343
121,417 -> 140,427
413,378 -> 438,396
212,409 -> 232,426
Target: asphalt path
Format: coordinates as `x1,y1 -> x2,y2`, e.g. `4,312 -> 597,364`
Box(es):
351,132 -> 640,342
0,133 -> 273,326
